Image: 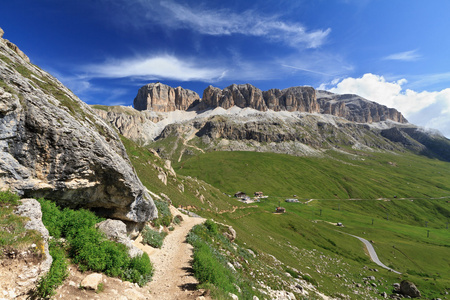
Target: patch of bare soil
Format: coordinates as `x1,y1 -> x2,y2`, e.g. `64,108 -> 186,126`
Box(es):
0,250 -> 46,300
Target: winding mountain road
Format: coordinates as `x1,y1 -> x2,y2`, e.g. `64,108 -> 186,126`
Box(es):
342,232 -> 401,274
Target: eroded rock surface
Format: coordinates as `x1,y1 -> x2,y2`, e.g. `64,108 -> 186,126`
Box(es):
0,28 -> 157,223
134,82 -> 200,112
316,90 -> 407,123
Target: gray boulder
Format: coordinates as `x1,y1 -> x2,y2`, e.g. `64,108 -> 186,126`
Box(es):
0,30 -> 157,224
14,198 -> 53,273
223,225 -> 237,242
400,280 -> 421,298
96,219 -> 143,257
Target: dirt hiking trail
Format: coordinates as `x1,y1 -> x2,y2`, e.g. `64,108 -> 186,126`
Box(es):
136,206 -> 209,300
51,206 -> 208,300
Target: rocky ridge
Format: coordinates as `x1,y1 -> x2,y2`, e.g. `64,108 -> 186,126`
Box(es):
0,28 -> 157,224
133,82 -> 406,124
134,82 -> 200,112
92,82 -> 450,162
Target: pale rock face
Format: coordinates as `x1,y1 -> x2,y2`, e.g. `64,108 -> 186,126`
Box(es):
202,84 -> 318,113
81,273 -> 103,290
134,82 -> 200,112
0,29 -> 157,223
202,84 -> 268,111
263,86 -> 318,112
14,199 -> 53,273
316,91 -> 407,123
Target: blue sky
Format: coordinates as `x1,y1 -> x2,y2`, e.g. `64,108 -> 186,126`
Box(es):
2,0 -> 450,137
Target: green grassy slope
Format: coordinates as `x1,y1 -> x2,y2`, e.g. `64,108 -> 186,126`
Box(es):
217,197 -> 450,299
125,139 -> 450,299
121,136 -> 236,213
172,150 -> 450,298
175,150 -> 450,200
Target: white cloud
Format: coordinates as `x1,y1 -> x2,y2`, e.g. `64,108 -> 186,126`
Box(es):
383,50 -> 421,61
135,1 -> 331,49
84,54 -> 225,82
325,73 -> 450,137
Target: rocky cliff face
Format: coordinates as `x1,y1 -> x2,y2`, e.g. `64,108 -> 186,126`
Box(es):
132,82 -> 407,125
201,84 -> 268,111
152,110 -> 450,162
0,28 -> 157,223
316,91 -> 407,124
134,82 -> 200,112
196,84 -> 406,124
93,106 -> 164,145
200,84 -> 319,113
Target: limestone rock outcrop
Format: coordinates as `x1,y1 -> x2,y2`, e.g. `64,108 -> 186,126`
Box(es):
134,82 -> 200,112
263,86 -> 318,112
0,28 -> 157,223
96,219 -> 143,258
14,198 -> 53,273
201,84 -> 268,111
316,91 -> 407,124
93,106 -> 163,145
201,84 -> 319,113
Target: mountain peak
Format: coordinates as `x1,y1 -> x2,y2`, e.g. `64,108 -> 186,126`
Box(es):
133,82 -> 200,112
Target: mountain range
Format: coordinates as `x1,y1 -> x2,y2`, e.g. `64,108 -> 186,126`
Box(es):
93,82 -> 450,163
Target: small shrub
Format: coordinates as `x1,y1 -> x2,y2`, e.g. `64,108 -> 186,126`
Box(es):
302,274 -> 318,286
169,226 -> 175,231
38,198 -> 63,238
141,226 -> 167,248
35,240 -> 69,298
153,200 -> 172,227
285,267 -> 299,278
204,219 -> 218,235
173,215 -> 183,225
192,241 -> 235,292
123,253 -> 154,287
96,282 -> 104,293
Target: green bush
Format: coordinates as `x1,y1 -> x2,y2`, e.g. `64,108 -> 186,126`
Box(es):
35,240 -> 69,298
123,252 -> 154,287
38,199 -> 63,238
204,219 -> 218,235
173,214 -> 183,225
38,199 -> 153,287
192,241 -> 235,292
153,200 -> 172,227
141,226 -> 167,248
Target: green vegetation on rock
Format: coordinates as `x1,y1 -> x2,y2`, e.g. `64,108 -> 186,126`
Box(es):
34,240 -> 69,299
38,199 -> 153,288
0,191 -> 43,256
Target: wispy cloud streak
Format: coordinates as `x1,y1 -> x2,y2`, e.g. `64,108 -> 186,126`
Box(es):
83,54 -> 225,82
383,50 -> 421,61
133,1 -> 331,48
